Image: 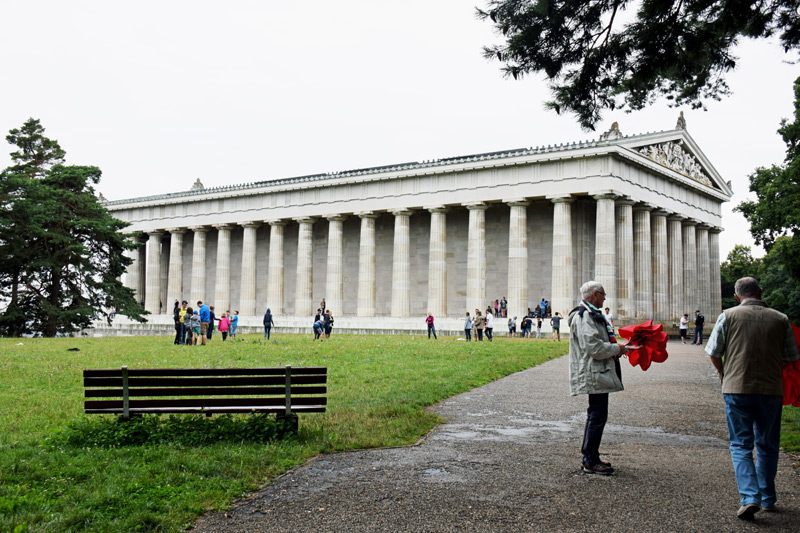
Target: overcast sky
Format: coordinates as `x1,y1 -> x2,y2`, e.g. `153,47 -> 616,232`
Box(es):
1,1 -> 797,260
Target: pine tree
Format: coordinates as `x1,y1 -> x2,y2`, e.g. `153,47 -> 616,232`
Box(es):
0,118 -> 146,337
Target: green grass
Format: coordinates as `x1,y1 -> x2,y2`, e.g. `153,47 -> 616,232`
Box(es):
782,406 -> 800,454
0,334 -> 566,532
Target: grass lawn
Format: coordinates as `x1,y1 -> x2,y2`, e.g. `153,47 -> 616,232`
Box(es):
783,406 -> 800,454
0,333 -> 566,532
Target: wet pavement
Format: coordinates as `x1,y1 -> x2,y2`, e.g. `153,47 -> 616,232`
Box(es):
195,342 -> 800,532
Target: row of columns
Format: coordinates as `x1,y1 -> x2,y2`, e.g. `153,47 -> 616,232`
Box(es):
126,197 -> 722,323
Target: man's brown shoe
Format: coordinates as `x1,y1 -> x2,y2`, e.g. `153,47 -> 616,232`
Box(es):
582,463 -> 614,475
737,503 -> 761,520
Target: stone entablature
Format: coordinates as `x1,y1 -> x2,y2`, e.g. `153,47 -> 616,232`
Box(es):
109,126 -> 731,330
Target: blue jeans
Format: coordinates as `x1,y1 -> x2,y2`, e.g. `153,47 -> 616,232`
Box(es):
264,326 -> 271,339
428,326 -> 437,339
723,394 -> 783,507
582,393 -> 609,466
465,328 -> 471,341
693,326 -> 703,344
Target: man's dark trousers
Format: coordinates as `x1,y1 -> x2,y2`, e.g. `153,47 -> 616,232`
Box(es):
694,326 -> 703,345
582,393 -> 609,466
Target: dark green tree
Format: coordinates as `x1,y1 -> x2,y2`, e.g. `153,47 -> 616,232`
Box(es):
760,237 -> 800,324
719,245 -> 761,310
0,118 -> 146,337
737,76 -> 800,281
477,1 -> 800,129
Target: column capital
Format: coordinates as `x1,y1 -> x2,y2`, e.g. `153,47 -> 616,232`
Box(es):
239,221 -> 261,229
391,208 -> 414,217
167,227 -> 187,235
632,203 -> 656,212
504,198 -> 530,207
212,223 -> 236,231
267,219 -> 288,227
426,206 -> 448,214
189,226 -> 210,233
293,217 -> 317,224
651,209 -> 670,218
147,230 -> 165,237
684,218 -> 701,226
591,190 -> 621,201
615,198 -> 636,207
709,226 -> 724,234
667,213 -> 687,222
464,202 -> 489,210
358,211 -> 380,219
696,223 -> 712,231
326,214 -> 348,222
547,195 -> 575,204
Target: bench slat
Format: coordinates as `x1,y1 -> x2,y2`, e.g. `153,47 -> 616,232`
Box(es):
84,375 -> 327,388
84,405 -> 327,415
85,385 -> 327,398
83,367 -> 327,378
85,396 -> 327,410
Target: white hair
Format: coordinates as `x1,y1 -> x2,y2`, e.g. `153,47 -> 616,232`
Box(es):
580,281 -> 604,299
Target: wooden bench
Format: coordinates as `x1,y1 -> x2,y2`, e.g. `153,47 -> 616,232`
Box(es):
83,365 -> 327,433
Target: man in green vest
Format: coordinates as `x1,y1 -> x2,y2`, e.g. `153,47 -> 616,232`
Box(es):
705,277 -> 799,520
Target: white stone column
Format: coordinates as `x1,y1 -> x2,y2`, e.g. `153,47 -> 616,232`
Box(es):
213,224 -> 234,313
326,216 -> 346,316
166,228 -> 186,304
551,196 -> 575,318
633,205 -> 653,321
135,239 -> 146,304
190,227 -> 209,303
267,221 -> 287,314
615,199 -> 635,324
427,207 -> 448,318
466,203 -> 488,314
238,222 -> 260,315
696,225 -> 711,318
682,221 -> 698,316
709,227 -> 723,318
124,237 -> 144,304
651,210 -> 669,323
357,212 -> 379,317
144,231 -> 164,314
391,210 -> 412,317
507,200 -> 529,321
667,216 -> 685,322
593,194 -> 617,312
295,218 -> 315,316
159,237 -> 170,312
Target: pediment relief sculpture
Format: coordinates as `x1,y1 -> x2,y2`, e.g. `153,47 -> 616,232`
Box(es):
637,141 -> 713,188
191,178 -> 205,191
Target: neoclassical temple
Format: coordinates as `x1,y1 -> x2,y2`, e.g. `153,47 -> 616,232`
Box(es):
105,120 -> 730,333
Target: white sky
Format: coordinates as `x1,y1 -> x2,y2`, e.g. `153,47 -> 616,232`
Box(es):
1,1 -> 797,261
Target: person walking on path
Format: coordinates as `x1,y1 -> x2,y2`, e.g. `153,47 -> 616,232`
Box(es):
704,277 -> 800,520
426,313 -> 437,340
569,280 -> 638,475
680,313 -> 689,344
692,309 -> 706,345
551,312 -> 562,342
464,312 -> 472,342
263,308 -> 274,340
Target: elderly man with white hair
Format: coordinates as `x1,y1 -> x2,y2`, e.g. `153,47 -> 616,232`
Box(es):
569,280 -> 638,475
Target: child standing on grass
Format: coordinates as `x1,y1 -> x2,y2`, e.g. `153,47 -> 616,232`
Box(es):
184,306 -> 194,345
218,313 -> 230,341
189,309 -> 201,346
230,311 -> 239,340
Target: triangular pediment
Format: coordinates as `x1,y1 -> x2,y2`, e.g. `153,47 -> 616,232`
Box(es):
617,129 -> 732,197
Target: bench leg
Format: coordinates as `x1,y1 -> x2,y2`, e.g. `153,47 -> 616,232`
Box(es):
276,412 -> 299,437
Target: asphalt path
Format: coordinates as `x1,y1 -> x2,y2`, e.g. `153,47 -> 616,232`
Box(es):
195,341 -> 800,532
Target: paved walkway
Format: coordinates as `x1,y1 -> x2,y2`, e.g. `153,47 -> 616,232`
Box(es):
196,342 -> 800,532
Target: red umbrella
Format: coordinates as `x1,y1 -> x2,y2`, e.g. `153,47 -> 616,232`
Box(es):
617,319 -> 669,371
783,325 -> 800,407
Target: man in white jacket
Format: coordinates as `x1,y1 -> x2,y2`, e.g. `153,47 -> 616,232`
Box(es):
569,281 -> 637,475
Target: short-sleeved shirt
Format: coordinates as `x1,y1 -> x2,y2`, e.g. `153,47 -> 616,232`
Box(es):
551,316 -> 562,329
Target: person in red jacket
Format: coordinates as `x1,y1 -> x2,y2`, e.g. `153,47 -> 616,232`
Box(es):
425,313 -> 437,340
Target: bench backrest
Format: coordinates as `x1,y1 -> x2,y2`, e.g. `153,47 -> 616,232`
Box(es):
83,366 -> 327,418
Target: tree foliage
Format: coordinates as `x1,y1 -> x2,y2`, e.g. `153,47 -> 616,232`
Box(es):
478,0 -> 800,129
737,76 -> 800,281
718,241 -> 800,323
0,119 -> 146,337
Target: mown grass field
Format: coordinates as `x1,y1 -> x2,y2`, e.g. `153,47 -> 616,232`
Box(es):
0,334 -> 567,532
